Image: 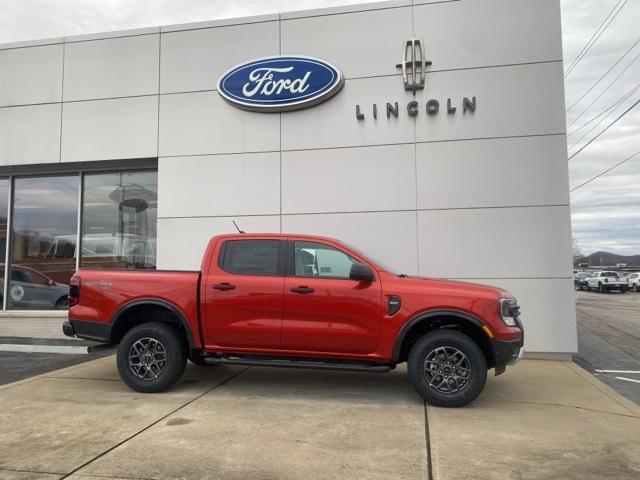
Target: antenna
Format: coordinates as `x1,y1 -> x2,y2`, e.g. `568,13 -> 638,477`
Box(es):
232,220 -> 245,234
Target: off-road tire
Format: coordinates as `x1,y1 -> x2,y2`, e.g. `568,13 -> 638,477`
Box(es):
117,322 -> 187,393
407,330 -> 487,408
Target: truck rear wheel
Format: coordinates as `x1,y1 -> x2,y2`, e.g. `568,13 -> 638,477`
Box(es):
407,330 -> 487,408
117,322 -> 187,393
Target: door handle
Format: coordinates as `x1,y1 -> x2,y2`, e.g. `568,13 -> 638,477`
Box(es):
212,283 -> 235,291
291,286 -> 314,294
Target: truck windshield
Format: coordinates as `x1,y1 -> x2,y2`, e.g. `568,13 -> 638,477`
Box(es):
601,272 -> 619,278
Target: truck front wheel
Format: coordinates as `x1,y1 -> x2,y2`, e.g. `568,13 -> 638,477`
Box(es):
117,322 -> 187,393
407,330 -> 487,408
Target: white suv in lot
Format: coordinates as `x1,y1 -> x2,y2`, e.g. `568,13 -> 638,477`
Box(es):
627,272 -> 640,292
586,271 -> 628,293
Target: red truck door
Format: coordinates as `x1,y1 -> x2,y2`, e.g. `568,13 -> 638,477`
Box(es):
202,238 -> 285,349
281,239 -> 382,354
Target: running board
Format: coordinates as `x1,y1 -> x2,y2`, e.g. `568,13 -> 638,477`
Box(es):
203,355 -> 391,373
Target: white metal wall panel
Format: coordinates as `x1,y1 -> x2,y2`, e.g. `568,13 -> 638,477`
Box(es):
282,144 -> 416,214
414,62 -> 566,142
416,135 -> 570,209
63,34 -> 159,101
0,44 -> 63,107
160,21 -> 279,94
413,0 -> 563,70
158,153 -> 280,218
0,104 -> 61,165
159,91 -> 280,157
61,96 -> 158,162
417,206 -> 573,278
281,75 -> 416,151
281,5 -> 412,79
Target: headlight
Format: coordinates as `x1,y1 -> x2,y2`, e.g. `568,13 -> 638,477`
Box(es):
499,298 -> 520,327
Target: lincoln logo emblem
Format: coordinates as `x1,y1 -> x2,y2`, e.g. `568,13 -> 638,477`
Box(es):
354,37 -> 477,120
396,37 -> 431,93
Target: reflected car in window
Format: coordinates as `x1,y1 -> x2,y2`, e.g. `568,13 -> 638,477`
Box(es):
47,233 -> 156,270
0,265 -> 70,309
81,233 -> 156,269
574,272 -> 591,291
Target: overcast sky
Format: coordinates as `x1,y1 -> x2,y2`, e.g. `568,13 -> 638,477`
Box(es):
0,0 -> 638,256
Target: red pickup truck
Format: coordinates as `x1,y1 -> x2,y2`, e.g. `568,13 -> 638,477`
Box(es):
64,233 -> 523,407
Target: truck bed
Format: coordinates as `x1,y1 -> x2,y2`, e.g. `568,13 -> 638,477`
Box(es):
69,268 -> 202,346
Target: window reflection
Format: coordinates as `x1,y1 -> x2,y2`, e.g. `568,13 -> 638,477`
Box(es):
9,176 -> 79,310
0,178 -> 9,309
81,171 -> 157,269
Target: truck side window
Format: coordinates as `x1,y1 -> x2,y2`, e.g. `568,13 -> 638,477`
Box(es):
220,240 -> 281,275
294,241 -> 357,279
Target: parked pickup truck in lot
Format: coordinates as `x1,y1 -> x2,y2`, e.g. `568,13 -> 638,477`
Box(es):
627,273 -> 640,292
586,271 -> 628,293
64,233 -> 524,407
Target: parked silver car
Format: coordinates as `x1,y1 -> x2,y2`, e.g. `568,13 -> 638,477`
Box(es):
0,265 -> 69,309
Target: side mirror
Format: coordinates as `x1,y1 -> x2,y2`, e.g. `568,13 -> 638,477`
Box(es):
48,279 -> 55,286
349,263 -> 374,283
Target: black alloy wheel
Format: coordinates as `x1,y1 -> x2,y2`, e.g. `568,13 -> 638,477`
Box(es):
116,322 -> 186,393
407,330 -> 487,408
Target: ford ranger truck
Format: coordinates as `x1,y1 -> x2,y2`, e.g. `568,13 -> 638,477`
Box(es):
63,233 -> 524,407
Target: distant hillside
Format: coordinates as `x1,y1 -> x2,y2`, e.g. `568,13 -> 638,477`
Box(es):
576,251 -> 640,267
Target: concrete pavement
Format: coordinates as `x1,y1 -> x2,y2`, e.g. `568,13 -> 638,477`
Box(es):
0,356 -> 638,480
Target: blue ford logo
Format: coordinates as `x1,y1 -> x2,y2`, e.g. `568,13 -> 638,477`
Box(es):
217,55 -> 344,112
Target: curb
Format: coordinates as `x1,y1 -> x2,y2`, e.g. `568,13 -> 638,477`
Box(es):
0,343 -> 91,354
0,343 -> 114,355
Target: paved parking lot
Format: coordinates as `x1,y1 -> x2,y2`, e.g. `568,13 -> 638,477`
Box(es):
1,355 -> 639,480
575,290 -> 640,404
0,338 -> 112,386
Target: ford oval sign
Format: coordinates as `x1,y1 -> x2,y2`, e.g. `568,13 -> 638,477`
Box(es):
217,55 -> 344,112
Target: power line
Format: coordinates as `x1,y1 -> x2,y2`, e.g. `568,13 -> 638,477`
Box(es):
567,53 -> 640,133
565,0 -> 628,78
569,91 -> 639,150
570,150 -> 640,192
568,98 -> 640,161
566,35 -> 640,112
568,82 -> 640,139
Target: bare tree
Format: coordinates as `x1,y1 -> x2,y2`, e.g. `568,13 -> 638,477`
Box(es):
572,238 -> 583,258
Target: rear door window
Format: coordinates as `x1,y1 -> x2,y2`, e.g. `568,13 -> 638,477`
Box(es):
219,239 -> 283,275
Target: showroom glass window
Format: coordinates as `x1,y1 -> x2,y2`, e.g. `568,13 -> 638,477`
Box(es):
9,176 -> 79,310
81,171 -> 157,270
0,179 -> 9,302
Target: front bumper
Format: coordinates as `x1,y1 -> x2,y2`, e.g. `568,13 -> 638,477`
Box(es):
492,338 -> 523,375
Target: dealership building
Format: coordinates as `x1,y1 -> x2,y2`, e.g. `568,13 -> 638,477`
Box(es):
0,0 -> 576,356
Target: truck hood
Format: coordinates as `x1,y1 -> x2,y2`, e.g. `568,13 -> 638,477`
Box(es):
381,273 -> 512,300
